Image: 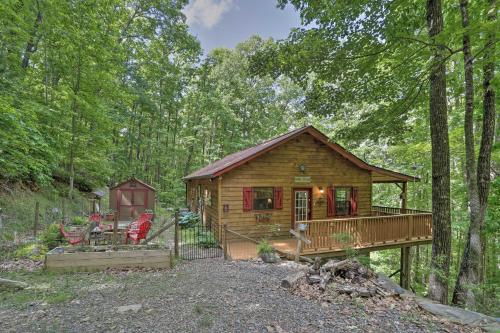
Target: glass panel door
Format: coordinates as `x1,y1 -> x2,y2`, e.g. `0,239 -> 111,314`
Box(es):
295,190 -> 309,223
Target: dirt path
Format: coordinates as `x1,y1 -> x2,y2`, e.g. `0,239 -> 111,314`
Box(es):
0,259 -> 474,332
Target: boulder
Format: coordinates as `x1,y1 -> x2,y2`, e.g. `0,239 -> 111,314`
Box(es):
416,297 -> 500,333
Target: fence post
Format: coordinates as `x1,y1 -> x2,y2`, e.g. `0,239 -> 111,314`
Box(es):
112,210 -> 118,248
223,224 -> 228,260
174,210 -> 179,258
34,201 -> 40,237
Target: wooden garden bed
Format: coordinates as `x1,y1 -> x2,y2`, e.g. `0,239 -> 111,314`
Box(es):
45,245 -> 172,272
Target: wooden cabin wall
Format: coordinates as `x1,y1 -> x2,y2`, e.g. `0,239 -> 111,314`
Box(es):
220,133 -> 372,240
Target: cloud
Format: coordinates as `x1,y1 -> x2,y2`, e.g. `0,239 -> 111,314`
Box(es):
184,0 -> 234,29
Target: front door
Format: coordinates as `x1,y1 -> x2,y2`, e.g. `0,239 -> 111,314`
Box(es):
292,188 -> 312,229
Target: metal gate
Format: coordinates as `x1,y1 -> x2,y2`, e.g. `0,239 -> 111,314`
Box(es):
178,223 -> 222,260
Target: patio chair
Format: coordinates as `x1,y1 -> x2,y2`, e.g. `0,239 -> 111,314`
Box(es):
59,224 -> 86,245
125,220 -> 152,245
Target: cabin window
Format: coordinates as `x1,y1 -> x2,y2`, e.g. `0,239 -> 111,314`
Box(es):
253,187 -> 274,210
243,187 -> 283,211
335,187 -> 351,216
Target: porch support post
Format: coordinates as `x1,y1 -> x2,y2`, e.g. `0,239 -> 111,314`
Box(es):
401,181 -> 407,214
400,246 -> 411,289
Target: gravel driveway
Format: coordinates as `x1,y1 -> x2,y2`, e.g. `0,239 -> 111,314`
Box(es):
0,259 -> 473,332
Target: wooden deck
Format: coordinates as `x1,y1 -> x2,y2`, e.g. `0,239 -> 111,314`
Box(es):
226,207 -> 432,260
227,238 -> 296,260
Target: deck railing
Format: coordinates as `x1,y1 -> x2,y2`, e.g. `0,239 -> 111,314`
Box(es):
301,209 -> 432,253
372,205 -> 431,215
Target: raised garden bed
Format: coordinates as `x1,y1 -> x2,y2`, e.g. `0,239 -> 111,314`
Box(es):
45,245 -> 172,272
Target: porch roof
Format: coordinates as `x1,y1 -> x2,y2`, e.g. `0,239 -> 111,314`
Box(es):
184,126 -> 418,183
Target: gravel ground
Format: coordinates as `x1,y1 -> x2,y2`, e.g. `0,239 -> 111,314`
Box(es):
0,259 -> 476,333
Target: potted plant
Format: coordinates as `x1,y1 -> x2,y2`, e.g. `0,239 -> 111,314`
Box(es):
257,239 -> 280,263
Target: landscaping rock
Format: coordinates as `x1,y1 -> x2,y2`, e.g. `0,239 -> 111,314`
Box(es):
116,304 -> 142,314
260,252 -> 281,263
376,273 -> 412,296
416,297 -> 500,332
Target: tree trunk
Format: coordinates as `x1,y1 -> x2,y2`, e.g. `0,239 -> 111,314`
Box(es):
452,0 -> 497,308
452,0 -> 479,307
21,0 -> 42,69
477,0 -> 496,240
0,278 -> 29,290
68,51 -> 82,199
426,0 -> 452,305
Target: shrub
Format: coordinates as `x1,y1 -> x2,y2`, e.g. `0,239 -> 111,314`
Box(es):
179,212 -> 200,228
38,224 -> 63,249
197,231 -> 217,248
71,216 -> 87,226
14,243 -> 48,261
257,239 -> 274,255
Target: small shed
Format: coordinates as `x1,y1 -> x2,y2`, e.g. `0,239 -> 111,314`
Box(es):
109,177 -> 155,221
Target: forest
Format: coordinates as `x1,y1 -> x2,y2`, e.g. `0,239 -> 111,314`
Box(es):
0,0 -> 498,316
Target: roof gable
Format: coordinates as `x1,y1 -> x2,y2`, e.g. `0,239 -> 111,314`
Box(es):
110,177 -> 156,191
184,126 -> 417,182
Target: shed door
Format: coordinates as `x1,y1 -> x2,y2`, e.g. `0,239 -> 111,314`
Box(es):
118,189 -> 147,221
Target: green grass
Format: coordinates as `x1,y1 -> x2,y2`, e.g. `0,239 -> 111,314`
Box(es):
0,270 -> 79,309
0,182 -> 90,245
198,314 -> 213,329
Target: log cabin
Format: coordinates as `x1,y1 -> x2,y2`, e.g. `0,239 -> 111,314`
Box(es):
183,126 -> 432,269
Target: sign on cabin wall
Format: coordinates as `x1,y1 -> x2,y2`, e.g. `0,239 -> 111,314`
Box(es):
255,213 -> 272,223
294,176 -> 311,183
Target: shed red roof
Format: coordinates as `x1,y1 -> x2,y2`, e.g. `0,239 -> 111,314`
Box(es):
184,126 -> 417,183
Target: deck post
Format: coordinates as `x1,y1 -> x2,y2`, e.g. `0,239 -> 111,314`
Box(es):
174,210 -> 179,258
400,246 -> 411,289
401,182 -> 407,214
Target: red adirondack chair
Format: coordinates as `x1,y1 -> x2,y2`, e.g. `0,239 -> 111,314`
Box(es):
89,213 -> 101,223
137,211 -> 154,223
125,220 -> 152,244
59,224 -> 86,245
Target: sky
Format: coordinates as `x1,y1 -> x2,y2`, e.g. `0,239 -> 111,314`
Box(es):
183,0 -> 302,54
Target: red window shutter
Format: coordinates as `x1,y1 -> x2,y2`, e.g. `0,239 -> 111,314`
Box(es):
351,187 -> 359,216
327,186 -> 335,217
243,187 -> 253,211
274,187 -> 283,209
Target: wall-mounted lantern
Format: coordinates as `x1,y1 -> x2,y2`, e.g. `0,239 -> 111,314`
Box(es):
315,186 -> 325,206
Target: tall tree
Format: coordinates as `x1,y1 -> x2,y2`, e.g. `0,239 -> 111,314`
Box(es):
453,0 -> 497,307
452,0 -> 479,307
426,0 -> 452,304
452,0 -> 497,308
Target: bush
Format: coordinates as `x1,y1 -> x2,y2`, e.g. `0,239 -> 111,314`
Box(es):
14,243 -> 48,261
197,231 -> 217,248
71,216 -> 87,226
38,224 -> 63,249
257,239 -> 274,255
179,212 -> 200,228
